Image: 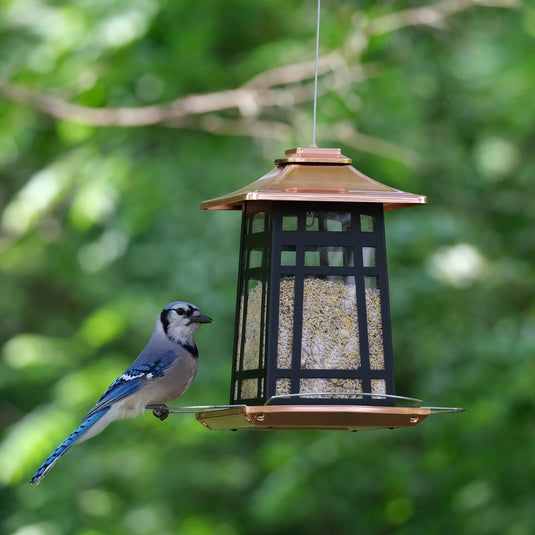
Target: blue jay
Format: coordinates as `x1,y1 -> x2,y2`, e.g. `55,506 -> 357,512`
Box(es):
30,301 -> 213,484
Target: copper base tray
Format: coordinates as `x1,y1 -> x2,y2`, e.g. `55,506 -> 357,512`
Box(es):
195,405 -> 431,431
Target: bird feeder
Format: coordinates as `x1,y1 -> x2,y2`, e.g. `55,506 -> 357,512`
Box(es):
197,147 -> 454,430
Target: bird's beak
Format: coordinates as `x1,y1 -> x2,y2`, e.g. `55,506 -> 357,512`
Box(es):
191,313 -> 213,324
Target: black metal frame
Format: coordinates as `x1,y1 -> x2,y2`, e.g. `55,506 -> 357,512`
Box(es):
231,201 -> 396,407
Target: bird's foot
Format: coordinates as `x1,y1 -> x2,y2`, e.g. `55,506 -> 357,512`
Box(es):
146,404 -> 170,421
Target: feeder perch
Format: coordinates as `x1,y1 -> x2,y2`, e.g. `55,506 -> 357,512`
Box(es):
197,147 -> 460,430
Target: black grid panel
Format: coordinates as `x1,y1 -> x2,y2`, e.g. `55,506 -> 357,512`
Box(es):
231,202 -> 272,405
232,201 -> 396,407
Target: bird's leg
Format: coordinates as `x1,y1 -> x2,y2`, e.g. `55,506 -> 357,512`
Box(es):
146,404 -> 170,421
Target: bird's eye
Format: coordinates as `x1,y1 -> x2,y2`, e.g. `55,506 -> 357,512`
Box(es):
175,308 -> 185,316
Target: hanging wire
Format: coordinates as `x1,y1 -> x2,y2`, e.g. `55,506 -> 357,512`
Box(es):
311,0 -> 321,148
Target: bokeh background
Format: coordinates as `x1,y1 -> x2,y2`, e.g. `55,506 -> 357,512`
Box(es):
1,0 -> 535,533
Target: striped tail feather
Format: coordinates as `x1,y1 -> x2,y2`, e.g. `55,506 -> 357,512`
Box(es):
30,408 -> 109,485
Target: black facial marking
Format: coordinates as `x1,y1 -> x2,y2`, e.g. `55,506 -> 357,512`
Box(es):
160,309 -> 171,334
161,304 -> 202,342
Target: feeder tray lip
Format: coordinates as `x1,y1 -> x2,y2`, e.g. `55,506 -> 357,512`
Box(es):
200,147 -> 427,211
148,397 -> 464,431
194,404 -> 433,431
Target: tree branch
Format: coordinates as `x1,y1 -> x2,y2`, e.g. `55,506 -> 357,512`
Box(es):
0,0 -> 515,128
0,82 -> 305,127
366,0 -> 519,35
0,0 -> 518,165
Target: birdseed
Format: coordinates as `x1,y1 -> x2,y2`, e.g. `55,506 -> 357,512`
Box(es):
238,281 -> 267,370
365,288 -> 384,370
300,378 -> 364,399
277,277 -> 361,371
238,277 -> 386,398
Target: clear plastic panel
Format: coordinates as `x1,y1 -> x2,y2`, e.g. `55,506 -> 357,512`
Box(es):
240,378 -> 258,399
365,276 -> 384,370
300,378 -> 363,398
304,246 -> 354,267
306,211 -> 351,232
241,279 -> 264,370
371,378 -> 386,397
360,214 -> 375,232
276,378 -> 291,396
248,248 -> 263,269
282,215 -> 298,231
277,277 -> 295,368
362,246 -> 377,268
250,212 -> 266,233
305,212 -> 319,231
281,246 -> 296,266
300,276 -> 360,370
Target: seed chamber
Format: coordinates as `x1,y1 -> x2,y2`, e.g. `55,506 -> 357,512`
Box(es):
232,200 -> 395,406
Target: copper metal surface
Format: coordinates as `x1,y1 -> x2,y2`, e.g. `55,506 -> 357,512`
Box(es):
195,405 -> 431,431
274,147 -> 352,165
200,147 -> 427,211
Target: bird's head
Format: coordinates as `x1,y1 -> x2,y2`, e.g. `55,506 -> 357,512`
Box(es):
159,301 -> 213,344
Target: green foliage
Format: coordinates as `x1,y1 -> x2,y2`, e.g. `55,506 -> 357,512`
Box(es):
2,1 -> 535,534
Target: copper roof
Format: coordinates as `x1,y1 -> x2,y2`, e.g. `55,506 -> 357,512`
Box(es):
201,147 -> 427,211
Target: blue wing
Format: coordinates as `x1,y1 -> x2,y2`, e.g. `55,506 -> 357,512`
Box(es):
83,351 -> 178,419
